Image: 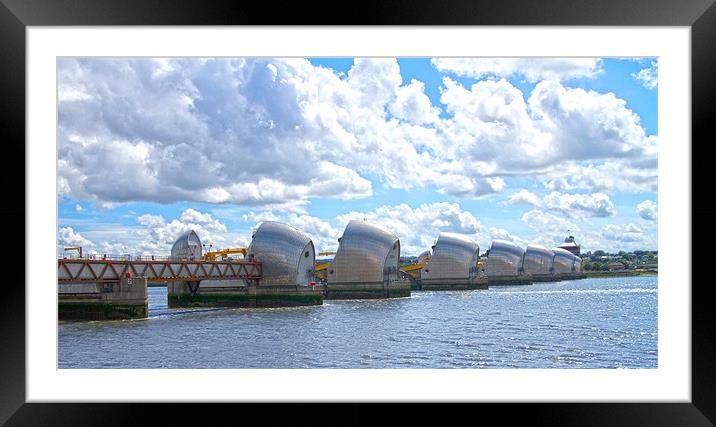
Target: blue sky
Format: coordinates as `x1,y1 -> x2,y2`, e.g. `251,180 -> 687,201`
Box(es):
57,57 -> 658,256
309,57 -> 657,135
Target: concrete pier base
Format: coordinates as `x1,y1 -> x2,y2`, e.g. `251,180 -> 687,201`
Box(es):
487,275 -> 533,286
419,277 -> 488,291
323,280 -> 411,300
58,277 -> 148,321
559,273 -> 587,281
530,274 -> 562,283
168,281 -> 323,308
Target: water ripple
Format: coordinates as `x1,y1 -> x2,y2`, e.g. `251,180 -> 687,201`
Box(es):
59,276 -> 657,369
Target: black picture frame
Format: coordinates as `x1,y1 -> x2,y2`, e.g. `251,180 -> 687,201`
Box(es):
2,0 -> 712,424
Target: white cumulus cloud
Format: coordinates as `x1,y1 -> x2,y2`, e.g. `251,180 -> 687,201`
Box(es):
58,58 -> 656,209
58,227 -> 93,248
602,223 -> 644,242
508,190 -> 616,218
507,189 -> 543,207
389,79 -> 441,125
432,58 -> 603,82
542,192 -> 616,218
636,200 -> 658,220
538,160 -> 657,194
632,60 -> 658,90
133,209 -> 247,255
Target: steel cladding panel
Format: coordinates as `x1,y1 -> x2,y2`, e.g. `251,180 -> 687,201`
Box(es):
248,221 -> 315,286
424,232 -> 479,280
487,240 -> 524,277
328,220 -> 399,284
170,230 -> 202,259
552,248 -> 575,273
523,244 -> 554,275
574,256 -> 582,272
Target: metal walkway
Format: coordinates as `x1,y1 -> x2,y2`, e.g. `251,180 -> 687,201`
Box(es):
58,259 -> 262,284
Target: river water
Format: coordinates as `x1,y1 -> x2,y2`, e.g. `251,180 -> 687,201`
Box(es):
58,276 -> 657,369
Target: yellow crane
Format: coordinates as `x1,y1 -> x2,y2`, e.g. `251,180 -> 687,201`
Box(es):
203,247 -> 247,262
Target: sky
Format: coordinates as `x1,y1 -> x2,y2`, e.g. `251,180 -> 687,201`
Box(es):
57,57 -> 658,257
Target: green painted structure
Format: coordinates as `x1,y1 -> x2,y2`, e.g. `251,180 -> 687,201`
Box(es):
167,281 -> 323,308
322,280 -> 411,300
419,276 -> 488,291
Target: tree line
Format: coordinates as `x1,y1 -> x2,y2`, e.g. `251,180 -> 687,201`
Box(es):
580,250 -> 658,271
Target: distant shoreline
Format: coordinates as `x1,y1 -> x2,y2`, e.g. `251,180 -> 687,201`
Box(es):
584,270 -> 657,278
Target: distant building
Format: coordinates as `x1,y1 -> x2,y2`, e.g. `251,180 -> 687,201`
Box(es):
608,261 -> 626,271
557,232 -> 581,256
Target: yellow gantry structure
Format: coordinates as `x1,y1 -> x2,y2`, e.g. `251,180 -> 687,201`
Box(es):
399,261 -> 428,280
315,261 -> 331,270
400,262 -> 428,272
315,252 -> 336,271
314,262 -> 331,282
63,247 -> 83,258
313,252 -> 434,282
314,252 -> 337,282
203,247 -> 247,261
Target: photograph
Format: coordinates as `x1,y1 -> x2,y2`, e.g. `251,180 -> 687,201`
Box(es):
56,56 -> 659,370
3,1 -> 709,420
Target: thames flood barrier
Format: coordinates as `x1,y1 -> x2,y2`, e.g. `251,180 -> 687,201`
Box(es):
168,222 -> 323,308
552,234 -> 587,280
323,220 -> 411,299
552,248 -> 585,281
419,232 -> 488,291
486,240 -> 534,286
523,244 -> 561,282
58,223 -> 592,321
58,277 -> 148,321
